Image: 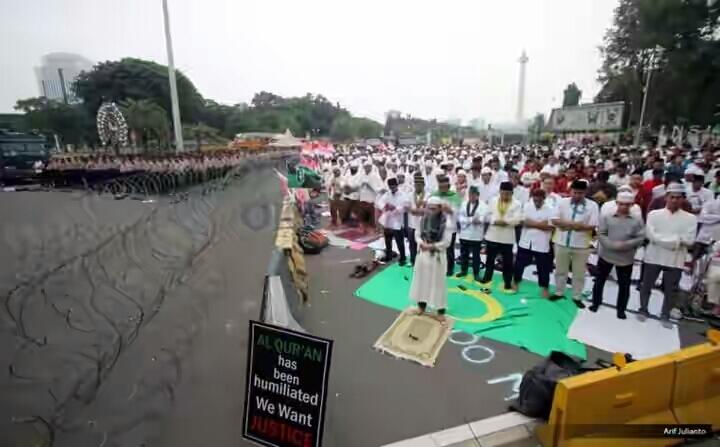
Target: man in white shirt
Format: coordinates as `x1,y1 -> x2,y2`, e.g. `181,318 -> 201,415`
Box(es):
639,183 -> 698,323
358,161 -> 383,234
513,188 -> 556,297
551,179 -> 599,308
511,170 -> 530,206
377,178 -> 410,265
541,177 -> 562,210
327,167 -> 344,228
407,172 -> 427,265
342,162 -> 361,224
480,182 -> 523,292
685,173 -> 713,214
456,186 -> 491,281
541,156 -> 561,177
609,163 -> 631,188
474,167 -> 499,204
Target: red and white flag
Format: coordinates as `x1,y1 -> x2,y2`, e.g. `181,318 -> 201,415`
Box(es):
274,169 -> 290,197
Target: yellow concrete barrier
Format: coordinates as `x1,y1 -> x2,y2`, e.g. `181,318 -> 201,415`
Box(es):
537,330 -> 720,447
672,330 -> 720,430
537,353 -> 679,447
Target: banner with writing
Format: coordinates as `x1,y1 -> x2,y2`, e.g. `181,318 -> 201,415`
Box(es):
243,321 -> 333,447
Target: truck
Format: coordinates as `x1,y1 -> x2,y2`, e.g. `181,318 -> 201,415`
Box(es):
0,129 -> 50,184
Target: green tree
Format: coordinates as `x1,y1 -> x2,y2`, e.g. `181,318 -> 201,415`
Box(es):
14,97 -> 94,147
562,83 -> 582,107
330,115 -> 356,141
183,122 -> 225,150
119,98 -> 170,150
597,0 -> 720,127
528,113 -> 546,142
75,58 -> 204,123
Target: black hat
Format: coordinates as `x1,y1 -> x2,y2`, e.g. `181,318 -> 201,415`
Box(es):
387,177 -> 398,187
571,179 -> 589,190
500,181 -> 514,192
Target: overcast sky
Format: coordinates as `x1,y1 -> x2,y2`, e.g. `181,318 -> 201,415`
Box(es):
1,0 -> 617,124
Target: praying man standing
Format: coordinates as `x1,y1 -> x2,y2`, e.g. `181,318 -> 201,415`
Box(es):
409,197 -> 454,321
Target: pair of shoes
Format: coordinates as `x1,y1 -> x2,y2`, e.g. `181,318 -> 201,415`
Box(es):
573,300 -> 586,309
588,305 -> 599,312
636,309 -> 649,321
617,311 -> 627,320
455,271 -> 468,278
660,316 -> 674,328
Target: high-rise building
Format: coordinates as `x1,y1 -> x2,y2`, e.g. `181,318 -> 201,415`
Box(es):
34,53 -> 94,103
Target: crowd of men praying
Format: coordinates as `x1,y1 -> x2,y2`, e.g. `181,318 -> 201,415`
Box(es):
316,143 -> 720,323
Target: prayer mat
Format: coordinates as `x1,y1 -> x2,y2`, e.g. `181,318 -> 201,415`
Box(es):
355,264 -> 587,359
373,309 -> 454,367
334,228 -> 381,244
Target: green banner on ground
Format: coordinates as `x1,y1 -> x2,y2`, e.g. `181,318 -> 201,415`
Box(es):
354,264 -> 586,359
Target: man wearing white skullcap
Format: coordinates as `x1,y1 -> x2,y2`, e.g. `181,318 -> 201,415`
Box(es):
591,191 -> 645,319
472,166 -> 498,204
600,185 -> 643,221
409,196 -> 454,321
639,182 -> 697,325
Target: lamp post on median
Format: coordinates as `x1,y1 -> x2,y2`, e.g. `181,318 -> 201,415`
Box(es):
162,0 -> 184,153
634,46 -> 662,147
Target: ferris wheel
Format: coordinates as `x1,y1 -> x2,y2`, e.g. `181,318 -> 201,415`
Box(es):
96,102 -> 129,148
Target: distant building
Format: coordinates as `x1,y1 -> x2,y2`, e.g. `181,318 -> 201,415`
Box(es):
34,53 -> 94,103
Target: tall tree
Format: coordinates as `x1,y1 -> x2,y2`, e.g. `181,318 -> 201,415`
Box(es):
597,0 -> 720,127
562,83 -> 582,107
75,58 -> 205,123
119,98 -> 170,150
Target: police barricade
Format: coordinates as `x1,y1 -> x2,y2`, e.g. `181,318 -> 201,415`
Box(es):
672,330 -> 720,430
536,330 -> 720,447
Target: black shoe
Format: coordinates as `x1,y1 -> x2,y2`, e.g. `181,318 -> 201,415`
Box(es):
473,275 -> 482,283
455,271 -> 468,278
549,294 -> 564,301
446,271 -> 454,277
379,256 -> 392,263
398,259 -> 407,267
617,311 -> 627,320
574,300 -> 586,309
589,305 -> 599,312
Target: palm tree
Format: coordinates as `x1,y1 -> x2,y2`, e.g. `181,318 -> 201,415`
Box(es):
183,122 -> 224,151
119,98 -> 170,152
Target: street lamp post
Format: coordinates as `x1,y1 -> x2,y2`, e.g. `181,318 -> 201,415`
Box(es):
634,48 -> 659,147
162,0 -> 184,153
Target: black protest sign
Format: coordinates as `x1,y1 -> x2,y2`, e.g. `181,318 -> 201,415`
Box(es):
243,321 -> 333,447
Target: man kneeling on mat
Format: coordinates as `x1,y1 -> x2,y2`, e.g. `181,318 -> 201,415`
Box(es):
409,197 -> 454,321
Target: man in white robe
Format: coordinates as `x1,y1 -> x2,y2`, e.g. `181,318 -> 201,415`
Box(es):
409,197 -> 454,321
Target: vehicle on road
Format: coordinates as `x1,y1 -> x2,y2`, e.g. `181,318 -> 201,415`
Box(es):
0,129 -> 49,184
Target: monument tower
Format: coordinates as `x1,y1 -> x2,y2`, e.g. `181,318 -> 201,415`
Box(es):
516,50 -> 529,123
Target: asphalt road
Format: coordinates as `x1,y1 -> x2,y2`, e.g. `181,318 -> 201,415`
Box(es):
0,167 -> 710,447
0,167 -> 280,447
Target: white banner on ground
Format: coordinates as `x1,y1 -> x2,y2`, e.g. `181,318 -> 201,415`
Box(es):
568,306 -> 680,359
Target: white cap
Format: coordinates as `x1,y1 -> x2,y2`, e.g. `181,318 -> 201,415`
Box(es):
616,191 -> 635,204
666,182 -> 686,194
427,196 -> 444,206
481,166 -> 492,174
